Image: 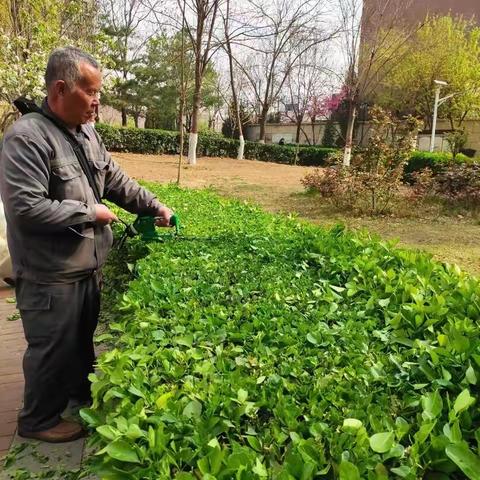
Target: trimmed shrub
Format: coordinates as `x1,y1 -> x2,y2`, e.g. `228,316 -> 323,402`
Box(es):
83,185 -> 480,480
95,123 -> 477,174
404,151 -> 472,180
96,123 -> 180,155
96,123 -> 336,166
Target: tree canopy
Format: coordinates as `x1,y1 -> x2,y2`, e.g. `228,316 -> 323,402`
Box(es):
375,15 -> 480,128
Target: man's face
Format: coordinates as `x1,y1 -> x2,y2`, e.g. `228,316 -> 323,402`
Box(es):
62,62 -> 102,126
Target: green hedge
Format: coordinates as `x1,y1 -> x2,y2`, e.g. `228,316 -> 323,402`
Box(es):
96,123 -> 477,173
95,123 -> 336,167
83,185 -> 480,479
404,151 -> 473,179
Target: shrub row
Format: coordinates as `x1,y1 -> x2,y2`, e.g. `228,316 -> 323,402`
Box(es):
403,151 -> 473,180
96,123 -> 478,173
82,185 -> 480,479
95,123 -> 337,167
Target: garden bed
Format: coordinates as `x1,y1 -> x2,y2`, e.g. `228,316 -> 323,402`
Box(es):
82,185 -> 480,479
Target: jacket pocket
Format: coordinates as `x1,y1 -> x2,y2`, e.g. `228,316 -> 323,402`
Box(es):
91,159 -> 109,196
50,163 -> 85,201
51,163 -> 82,181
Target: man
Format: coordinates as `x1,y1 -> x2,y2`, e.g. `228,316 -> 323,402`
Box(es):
0,47 -> 173,443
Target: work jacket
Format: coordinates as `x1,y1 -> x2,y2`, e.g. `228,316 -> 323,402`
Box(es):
0,99 -> 162,283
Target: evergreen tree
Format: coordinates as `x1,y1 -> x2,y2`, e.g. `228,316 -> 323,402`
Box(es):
321,119 -> 338,147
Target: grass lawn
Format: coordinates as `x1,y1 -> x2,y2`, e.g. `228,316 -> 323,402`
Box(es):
114,152 -> 480,276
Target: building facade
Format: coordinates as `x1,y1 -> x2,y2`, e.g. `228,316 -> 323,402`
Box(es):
363,0 -> 479,26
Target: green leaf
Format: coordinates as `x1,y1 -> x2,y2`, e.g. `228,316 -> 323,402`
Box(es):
197,456 -> 210,474
422,390 -> 443,420
395,417 -> 410,441
415,422 -> 435,444
156,390 -> 174,410
96,425 -> 119,440
126,424 -> 144,440
246,436 -> 262,452
445,443 -> 480,480
237,388 -> 248,403
343,418 -> 363,431
209,446 -> 225,475
175,335 -> 193,347
369,432 -> 395,453
105,440 -> 140,464
79,408 -> 102,427
183,399 -> 202,419
128,385 -> 146,399
378,298 -> 390,308
466,365 -> 477,385
339,460 -> 360,480
252,458 -> 268,477
390,466 -> 411,477
454,389 -> 476,414
208,438 -> 221,449
443,421 -> 463,443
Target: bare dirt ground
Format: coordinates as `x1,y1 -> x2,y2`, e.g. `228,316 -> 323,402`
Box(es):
113,152 -> 480,276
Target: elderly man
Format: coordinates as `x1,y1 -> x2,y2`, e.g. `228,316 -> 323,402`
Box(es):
0,47 -> 172,443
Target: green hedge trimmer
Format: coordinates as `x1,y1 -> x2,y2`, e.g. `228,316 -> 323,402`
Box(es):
116,214 -> 180,249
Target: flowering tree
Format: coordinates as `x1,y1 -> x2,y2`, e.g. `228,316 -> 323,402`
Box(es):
306,89 -> 346,144
0,0 -> 104,131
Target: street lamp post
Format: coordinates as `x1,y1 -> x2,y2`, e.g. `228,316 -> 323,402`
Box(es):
430,80 -> 448,152
429,80 -> 458,153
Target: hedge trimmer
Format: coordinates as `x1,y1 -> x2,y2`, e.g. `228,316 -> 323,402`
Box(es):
116,213 -> 222,249
116,214 -> 180,249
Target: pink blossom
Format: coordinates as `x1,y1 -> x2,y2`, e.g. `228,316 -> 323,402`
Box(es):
308,88 -> 347,120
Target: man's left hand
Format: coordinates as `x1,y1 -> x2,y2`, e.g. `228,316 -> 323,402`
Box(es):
154,206 -> 173,227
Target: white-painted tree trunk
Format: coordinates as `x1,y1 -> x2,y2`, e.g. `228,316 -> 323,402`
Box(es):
343,146 -> 352,167
258,139 -> 265,144
237,135 -> 245,160
188,132 -> 198,165
343,102 -> 357,167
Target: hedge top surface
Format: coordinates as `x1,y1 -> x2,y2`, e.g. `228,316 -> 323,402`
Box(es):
83,185 -> 480,479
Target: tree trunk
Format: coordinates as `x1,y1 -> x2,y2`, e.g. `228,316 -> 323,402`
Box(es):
177,0 -> 187,184
121,107 -> 127,127
178,107 -> 185,184
133,114 -> 139,128
238,135 -> 245,160
188,85 -> 201,165
225,0 -> 244,160
295,119 -> 302,144
311,118 -> 316,145
343,100 -> 357,167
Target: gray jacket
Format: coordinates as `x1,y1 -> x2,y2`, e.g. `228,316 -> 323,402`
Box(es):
0,99 -> 162,284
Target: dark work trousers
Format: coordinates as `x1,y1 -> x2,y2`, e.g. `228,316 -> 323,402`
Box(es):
15,273 -> 100,433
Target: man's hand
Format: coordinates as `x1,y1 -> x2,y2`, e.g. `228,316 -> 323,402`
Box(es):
154,206 -> 173,227
94,204 -> 118,226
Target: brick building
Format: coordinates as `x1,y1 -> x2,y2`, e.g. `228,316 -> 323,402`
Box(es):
363,0 -> 479,27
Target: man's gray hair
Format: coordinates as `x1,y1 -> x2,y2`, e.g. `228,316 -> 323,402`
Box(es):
45,47 -> 100,89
